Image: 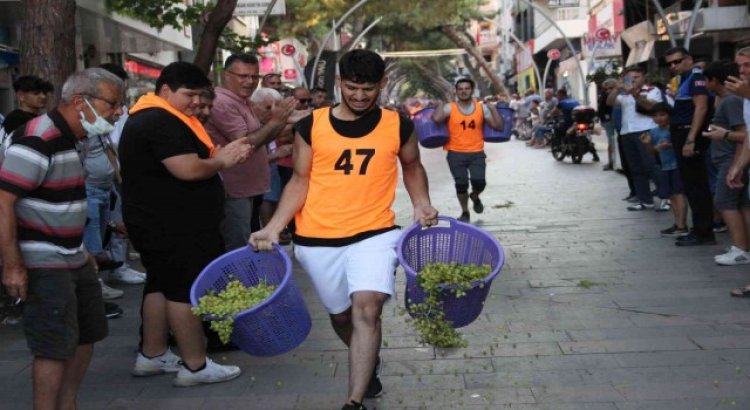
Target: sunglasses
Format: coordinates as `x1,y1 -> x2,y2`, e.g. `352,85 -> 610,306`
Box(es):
297,98 -> 312,103
666,57 -> 685,67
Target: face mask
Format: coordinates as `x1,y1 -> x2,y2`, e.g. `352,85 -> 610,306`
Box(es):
79,98 -> 115,135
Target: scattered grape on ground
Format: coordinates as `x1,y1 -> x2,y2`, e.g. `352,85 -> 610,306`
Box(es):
192,279 -> 277,344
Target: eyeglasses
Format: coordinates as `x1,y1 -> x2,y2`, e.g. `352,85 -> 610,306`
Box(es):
85,94 -> 123,110
226,70 -> 262,82
297,98 -> 312,104
666,57 -> 685,67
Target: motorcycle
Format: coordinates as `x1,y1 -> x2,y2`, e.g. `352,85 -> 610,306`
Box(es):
549,106 -> 597,164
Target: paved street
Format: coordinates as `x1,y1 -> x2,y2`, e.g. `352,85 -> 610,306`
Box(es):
3,135 -> 750,410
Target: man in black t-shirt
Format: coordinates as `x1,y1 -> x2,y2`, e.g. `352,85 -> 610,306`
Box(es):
120,62 -> 251,387
0,75 -> 53,147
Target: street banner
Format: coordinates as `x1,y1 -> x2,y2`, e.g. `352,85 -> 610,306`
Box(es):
304,50 -> 337,97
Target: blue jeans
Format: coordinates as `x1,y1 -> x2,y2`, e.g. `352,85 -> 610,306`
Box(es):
83,185 -> 111,256
533,126 -> 549,144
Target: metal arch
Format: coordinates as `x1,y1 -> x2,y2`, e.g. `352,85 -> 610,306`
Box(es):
514,0 -> 588,104
308,0 -> 371,87
684,0 -> 704,50
505,29 -> 544,93
650,0 -> 677,47
348,17 -> 384,51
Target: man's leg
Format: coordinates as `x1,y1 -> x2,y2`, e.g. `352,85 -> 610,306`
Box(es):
621,133 -> 653,205
141,292 -> 169,358
468,152 -> 487,214
221,197 -> 253,251
346,291 -> 388,404
167,300 -> 206,370
446,152 -> 470,218
330,308 -> 353,346
617,131 -> 636,196
56,344 -> 94,410
32,357 -> 65,410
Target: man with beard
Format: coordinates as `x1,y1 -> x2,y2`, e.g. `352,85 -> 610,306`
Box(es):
249,49 -> 438,410
431,78 -> 504,223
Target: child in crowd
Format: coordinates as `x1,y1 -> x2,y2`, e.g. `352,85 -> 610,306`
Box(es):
640,103 -> 688,236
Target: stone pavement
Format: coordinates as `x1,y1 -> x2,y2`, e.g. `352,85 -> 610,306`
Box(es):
3,135 -> 750,410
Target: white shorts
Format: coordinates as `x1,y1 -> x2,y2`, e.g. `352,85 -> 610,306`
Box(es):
294,229 -> 401,314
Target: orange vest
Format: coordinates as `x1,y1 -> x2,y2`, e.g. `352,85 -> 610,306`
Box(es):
444,101 -> 484,152
295,107 -> 401,239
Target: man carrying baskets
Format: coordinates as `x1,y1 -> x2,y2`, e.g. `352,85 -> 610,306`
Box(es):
431,78 -> 504,223
250,49 -> 438,410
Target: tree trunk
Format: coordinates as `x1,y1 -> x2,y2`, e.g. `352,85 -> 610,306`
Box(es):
440,25 -> 507,97
461,54 -> 491,96
193,0 -> 238,74
20,0 -> 77,107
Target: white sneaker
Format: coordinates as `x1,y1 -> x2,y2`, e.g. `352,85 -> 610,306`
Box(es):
99,279 -> 124,300
132,348 -> 182,376
656,199 -> 671,212
715,246 -> 750,266
173,358 -> 241,387
110,266 -> 146,284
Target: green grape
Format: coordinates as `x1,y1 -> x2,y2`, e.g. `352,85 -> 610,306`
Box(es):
191,279 -> 277,344
407,262 -> 492,348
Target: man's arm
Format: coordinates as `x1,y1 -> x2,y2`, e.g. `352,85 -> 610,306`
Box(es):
0,189 -> 26,300
431,102 -> 450,123
398,132 -> 438,226
244,98 -> 296,146
727,132 -> 750,189
249,132 -> 313,250
687,94 -> 709,144
606,87 -> 620,107
635,88 -> 660,111
162,137 -> 251,181
485,103 -> 503,130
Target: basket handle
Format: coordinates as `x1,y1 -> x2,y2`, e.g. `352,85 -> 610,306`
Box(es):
413,215 -> 464,230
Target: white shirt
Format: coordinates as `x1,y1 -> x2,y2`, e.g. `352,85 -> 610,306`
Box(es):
616,86 -> 662,134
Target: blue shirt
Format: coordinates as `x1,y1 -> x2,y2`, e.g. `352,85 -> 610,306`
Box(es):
649,126 -> 677,171
558,98 -> 580,127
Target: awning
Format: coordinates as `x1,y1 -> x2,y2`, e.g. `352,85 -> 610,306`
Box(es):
621,20 -> 656,67
625,41 -> 655,67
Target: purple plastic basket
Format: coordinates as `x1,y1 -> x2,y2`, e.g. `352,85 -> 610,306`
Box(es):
397,216 -> 505,328
483,106 -> 515,143
190,244 -> 311,357
413,108 -> 449,148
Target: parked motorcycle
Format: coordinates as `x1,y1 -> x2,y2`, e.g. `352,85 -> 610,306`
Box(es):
549,106 -> 597,164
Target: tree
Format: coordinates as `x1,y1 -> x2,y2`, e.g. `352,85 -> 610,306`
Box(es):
273,0 -> 507,96
20,0 -> 77,106
107,0 -> 268,74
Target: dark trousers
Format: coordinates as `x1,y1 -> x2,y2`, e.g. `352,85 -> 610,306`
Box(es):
621,132 -> 659,204
617,131 -> 635,196
671,125 -> 714,237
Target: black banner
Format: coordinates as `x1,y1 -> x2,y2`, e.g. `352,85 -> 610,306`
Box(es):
304,50 -> 337,97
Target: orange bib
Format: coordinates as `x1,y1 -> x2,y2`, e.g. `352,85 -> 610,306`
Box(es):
444,101 -> 484,152
295,108 -> 401,239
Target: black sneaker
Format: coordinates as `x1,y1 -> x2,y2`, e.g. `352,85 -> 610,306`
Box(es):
622,194 -> 638,203
341,401 -> 367,410
660,225 -> 689,237
105,302 -> 123,319
470,193 -> 484,214
675,233 -> 717,247
457,211 -> 470,223
365,357 -> 383,398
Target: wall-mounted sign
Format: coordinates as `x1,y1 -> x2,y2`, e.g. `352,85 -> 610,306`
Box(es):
548,0 -> 580,8
234,1 -> 286,16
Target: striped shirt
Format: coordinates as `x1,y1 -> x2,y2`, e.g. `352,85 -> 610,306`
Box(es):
0,110 -> 88,269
